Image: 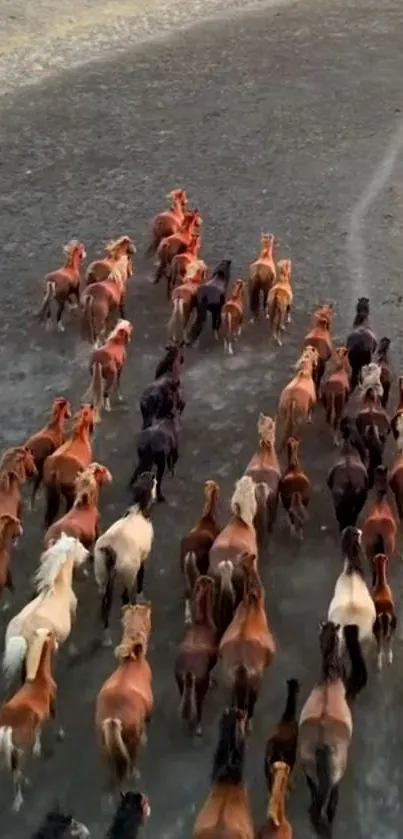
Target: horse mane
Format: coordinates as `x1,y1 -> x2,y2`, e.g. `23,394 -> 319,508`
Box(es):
230,476 -> 257,526
107,319 -> 132,343
105,235 -> 129,256
154,348 -> 177,380
211,708 -> 246,785
115,629 -> 148,661
34,534 -> 78,594
63,239 -> 80,259
257,413 -> 275,448
341,526 -> 365,577
0,512 -> 20,535
31,809 -> 75,839
106,792 -> 146,839
319,621 -> 344,682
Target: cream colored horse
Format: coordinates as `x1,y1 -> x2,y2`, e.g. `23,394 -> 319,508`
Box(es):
3,533 -> 89,684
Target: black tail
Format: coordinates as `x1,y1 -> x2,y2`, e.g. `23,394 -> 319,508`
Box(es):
100,546 -> 117,630
282,677 -> 300,721
333,487 -> 367,530
187,296 -> 208,343
232,664 -> 249,712
308,745 -> 333,834
129,443 -> 154,488
249,283 -> 261,318
44,480 -> 61,529
374,466 -> 388,499
180,673 -> 197,725
343,624 -> 368,701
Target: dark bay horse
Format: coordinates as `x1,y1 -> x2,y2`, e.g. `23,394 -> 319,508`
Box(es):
139,343 -> 185,428
187,259 -> 232,345
130,414 -> 179,502
327,417 -> 368,531
346,297 -> 377,391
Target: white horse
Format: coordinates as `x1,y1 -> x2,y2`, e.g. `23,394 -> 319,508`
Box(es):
328,526 -> 375,646
3,533 -> 89,684
93,472 -> 156,646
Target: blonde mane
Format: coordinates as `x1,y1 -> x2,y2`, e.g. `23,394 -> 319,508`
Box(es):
106,319 -> 132,343
105,235 -> 131,256
257,413 -> 276,448
184,259 -> 207,280
115,604 -> 151,661
396,414 -> 403,453
34,534 -> 80,594
63,239 -> 80,258
230,475 -> 257,525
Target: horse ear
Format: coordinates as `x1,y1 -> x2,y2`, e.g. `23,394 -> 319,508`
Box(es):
318,620 -> 326,631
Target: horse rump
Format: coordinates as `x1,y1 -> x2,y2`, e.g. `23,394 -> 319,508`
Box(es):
331,484 -> 367,531
308,744 -> 339,836
101,717 -> 131,784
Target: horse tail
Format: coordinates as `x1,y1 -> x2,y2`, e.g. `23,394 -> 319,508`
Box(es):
99,546 -> 117,629
37,281 -> 55,322
254,482 -> 269,542
309,744 -> 333,831
168,298 -> 184,339
180,673 -> 197,724
343,623 -> 368,701
0,727 -> 15,770
269,291 -> 282,335
82,362 -> 104,422
282,398 -> 297,448
183,551 -> 198,595
189,294 -> 208,343
325,389 -> 336,428
145,230 -> 158,258
3,635 -> 28,683
232,663 -> 249,712
290,491 -> 307,528
249,278 -> 260,318
373,533 -> 385,554
83,295 -> 96,344
101,718 -> 131,783
44,469 -> 61,530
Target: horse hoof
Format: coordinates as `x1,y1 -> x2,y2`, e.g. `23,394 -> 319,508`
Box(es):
195,724 -> 203,737
67,643 -> 78,658
102,632 -> 113,649
57,322 -> 65,333
12,791 -> 24,812
56,727 -> 65,742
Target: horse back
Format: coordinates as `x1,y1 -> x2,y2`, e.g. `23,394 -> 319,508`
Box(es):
97,663 -> 153,720
299,683 -> 352,734
219,634 -> 274,671
193,785 -> 254,839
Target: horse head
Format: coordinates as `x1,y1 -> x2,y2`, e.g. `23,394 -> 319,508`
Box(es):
353,296 -> 370,326
211,259 -> 232,289
63,239 -> 87,265
105,235 -> 136,258
74,404 -> 96,437
341,525 -> 365,575
278,258 -> 292,283
110,793 -> 151,834
35,809 -> 90,839
51,396 -> 72,422
0,513 -> 23,544
130,471 -> 157,513
108,319 -> 133,344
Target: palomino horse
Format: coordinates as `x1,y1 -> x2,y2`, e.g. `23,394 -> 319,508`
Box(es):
372,553 -> 397,671
3,534 -> 89,684
193,707 -> 254,839
321,347 -> 351,445
376,337 -> 392,409
167,262 -> 208,343
265,679 -> 300,789
139,342 -> 185,429
186,260 -> 232,345
361,465 -> 397,578
37,240 -> 86,331
279,438 -> 311,540
266,259 -> 293,346
81,254 -> 133,347
154,209 -> 202,285
219,553 -> 275,729
208,475 -> 258,637
302,304 -> 334,394
244,413 -> 280,542
180,479 -> 221,624
277,350 -> 318,450
0,446 -> 37,520
43,462 -> 112,550
42,404 -> 96,528
221,279 -> 246,355
24,397 -> 72,509
0,631 -> 59,811
257,761 -> 293,839
168,233 -> 203,298
145,188 -> 188,257
32,809 -> 90,839
85,235 -> 136,286
106,792 -> 151,839
96,604 -> 153,794
175,575 -> 218,735
389,414 -> 403,519
327,417 -> 369,531
83,319 -> 133,422
0,513 -> 23,604
299,621 -> 353,837
248,233 -> 276,321
346,297 -> 377,391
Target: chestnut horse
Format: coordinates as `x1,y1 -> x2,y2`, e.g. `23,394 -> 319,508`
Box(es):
220,279 -> 245,355
303,304 -> 333,394
248,233 -> 276,321
266,259 -> 293,346
219,553 -> 276,729
389,415 -> 403,519
361,465 -> 397,580
96,604 -> 153,794
42,404 -> 96,528
154,210 -> 202,285
0,447 -> 37,521
43,462 -> 112,550
37,240 -> 86,331
299,621 -> 353,837
371,553 -> 397,670
180,479 -> 221,624
83,319 -> 133,422
0,513 -> 23,605
277,350 -> 318,450
81,249 -> 133,346
280,438 -> 311,540
167,262 -> 207,343
85,235 -> 136,286
193,707 -> 253,839
175,576 -> 218,735
257,761 -> 292,839
245,413 -> 280,542
145,188 -> 188,257
24,397 -> 72,509
321,347 -> 351,445
391,375 -> 403,440
168,233 -> 203,298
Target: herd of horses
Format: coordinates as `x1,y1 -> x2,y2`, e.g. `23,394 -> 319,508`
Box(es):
0,187 -> 401,839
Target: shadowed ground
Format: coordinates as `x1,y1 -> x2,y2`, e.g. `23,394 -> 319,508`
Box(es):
0,1 -> 403,837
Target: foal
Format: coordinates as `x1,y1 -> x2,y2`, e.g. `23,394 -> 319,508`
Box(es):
245,413 -> 281,541
257,761 -> 293,839
24,397 -> 72,509
221,279 -> 246,355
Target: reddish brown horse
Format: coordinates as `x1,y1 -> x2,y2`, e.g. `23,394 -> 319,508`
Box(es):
85,235 -> 136,286
83,319 -> 133,421
43,462 -> 112,550
0,513 -> 23,603
279,438 -> 311,540
37,240 -> 86,331
24,397 -> 72,509
321,347 -> 351,445
167,262 -> 207,343
302,304 -> 334,394
245,413 -> 280,542
168,233 -> 202,298
371,553 -> 396,670
248,233 -> 276,321
81,240 -> 134,345
146,188 -> 188,257
180,480 -> 221,624
266,259 -> 293,346
221,280 -> 246,355
154,210 -> 202,285
361,465 -> 397,580
0,447 -> 37,521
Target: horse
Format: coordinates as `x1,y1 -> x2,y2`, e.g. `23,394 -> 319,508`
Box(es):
0,446 -> 37,521
244,413 -> 280,542
31,809 -> 90,839
0,632 -> 58,811
145,187 -> 188,257
371,553 -> 396,671
302,305 -> 334,395
277,351 -> 318,450
326,417 -> 369,531
24,397 -> 72,509
346,297 -> 377,390
37,240 -> 86,331
221,279 -> 246,355
355,384 -> 390,488
321,347 -> 351,445
94,472 -> 156,647
180,480 -> 221,624
266,259 -> 293,346
327,526 -> 375,657
208,475 -> 258,637
361,465 -> 397,579
3,534 -> 89,685
376,337 -> 392,409
154,210 -> 202,284
81,256 -> 133,346
279,437 -> 311,540
391,375 -> 403,439
95,604 -> 153,794
106,792 -> 151,839
219,553 -> 276,729
193,707 -> 254,839
265,679 -> 300,789
139,343 -> 185,429
167,233 -> 202,298
167,262 -> 208,343
85,235 -> 136,286
298,621 -> 353,837
257,761 -> 293,839
42,404 -> 96,529
186,259 -> 232,345
130,414 -> 179,502
175,576 -> 218,735
43,462 -> 112,550
83,319 -> 133,422
0,513 -> 23,604
388,414 -> 403,519
248,233 -> 276,321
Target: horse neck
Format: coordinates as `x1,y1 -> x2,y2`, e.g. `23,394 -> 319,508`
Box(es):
65,249 -> 81,274
353,313 -> 369,327
49,410 -> 67,432
260,242 -> 273,259
202,489 -> 218,519
373,558 -> 388,589
189,237 -> 200,255
286,449 -> 300,472
54,557 -> 74,592
194,586 -> 215,627
0,519 -> 16,546
71,423 -> 91,447
171,197 -> 183,215
35,642 -> 54,686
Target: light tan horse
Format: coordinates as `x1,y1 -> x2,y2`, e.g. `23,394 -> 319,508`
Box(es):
85,236 -> 136,286
278,351 -> 318,450
96,603 -> 153,795
245,413 -> 280,542
2,534 -> 89,685
248,233 -> 276,321
266,259 -> 293,346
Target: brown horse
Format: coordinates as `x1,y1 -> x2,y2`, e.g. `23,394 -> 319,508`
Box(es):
83,319 -> 133,422
180,480 -> 221,624
219,553 -> 276,729
376,337 -> 392,409
42,404 -> 96,529
257,761 -> 293,839
175,576 -> 218,735
168,233 -> 202,298
278,351 -> 318,449
0,513 -> 23,603
167,262 -> 207,343
81,251 -> 133,346
96,604 -> 153,795
221,280 -> 246,355
371,553 -> 396,670
279,438 -> 311,540
0,447 -> 37,520
245,413 -> 280,542
303,304 -> 334,394
391,375 -> 403,440
145,188 -> 188,257
154,210 -> 202,285
321,347 -> 351,445
248,233 -> 276,321
85,235 -> 136,286
361,465 -> 397,580
0,631 -> 59,811
299,620 -> 353,837
37,240 -> 86,331
43,462 -> 112,550
355,385 -> 390,488
266,259 -> 293,346
24,397 -> 72,509
388,415 -> 403,519
193,707 -> 254,839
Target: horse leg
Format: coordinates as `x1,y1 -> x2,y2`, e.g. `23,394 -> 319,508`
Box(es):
246,684 -> 259,732
119,300 -> 126,319
44,486 -> 60,529
211,305 -> 221,340
11,750 -> 24,813
155,453 -> 167,502
326,784 -> 339,830
153,261 -> 165,285
50,697 -> 65,743
56,299 -> 66,332
33,728 -> 42,758
249,283 -> 260,322
195,676 -> 209,737
30,470 -> 42,511
136,562 -> 145,601
116,368 -> 124,402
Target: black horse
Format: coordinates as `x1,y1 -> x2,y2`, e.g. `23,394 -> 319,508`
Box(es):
106,792 -> 151,839
129,413 -> 179,502
187,259 -> 232,344
139,342 -> 185,428
346,297 -> 377,391
327,417 -> 369,530
31,809 -> 89,839
377,336 -> 392,409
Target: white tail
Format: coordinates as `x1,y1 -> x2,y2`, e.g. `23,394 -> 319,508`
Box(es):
224,312 -> 233,355
168,298 -> 184,339
0,727 -> 14,770
102,717 -> 130,770
3,635 -> 28,682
